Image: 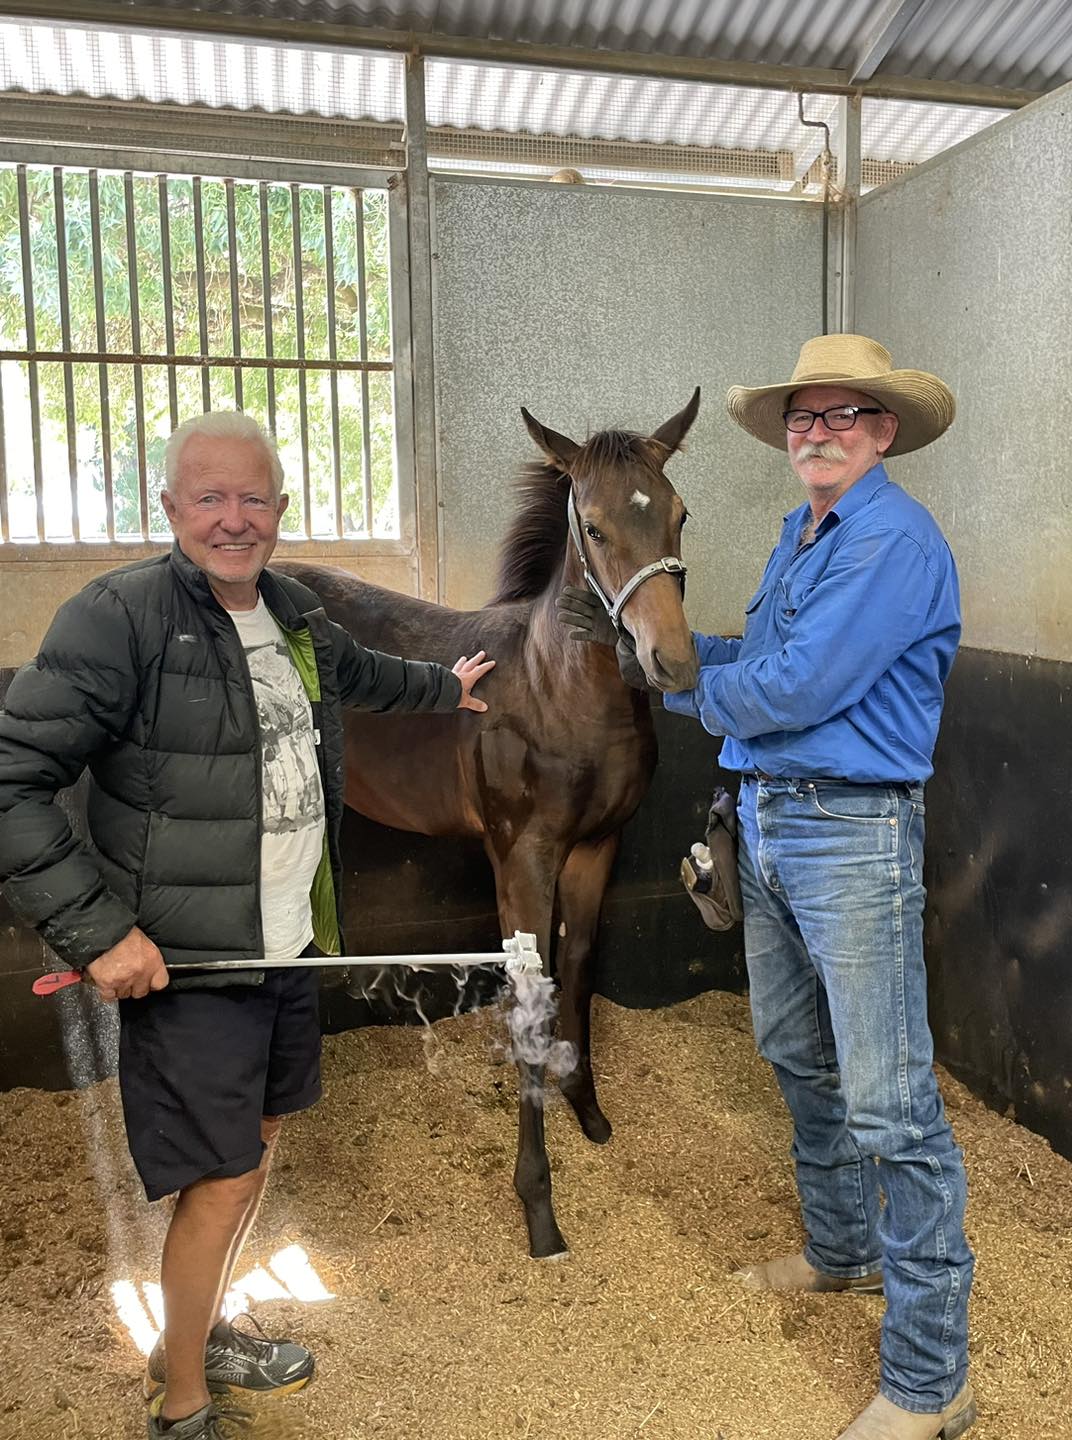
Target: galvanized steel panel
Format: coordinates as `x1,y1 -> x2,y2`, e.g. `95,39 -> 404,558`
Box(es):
856,85 -> 1072,661
430,175 -> 820,631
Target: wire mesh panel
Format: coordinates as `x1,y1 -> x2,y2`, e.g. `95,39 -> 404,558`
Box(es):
0,163 -> 397,543
426,58 -> 834,191
858,97 -> 1012,189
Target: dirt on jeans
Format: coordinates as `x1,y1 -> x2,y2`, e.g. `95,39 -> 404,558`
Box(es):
1,989 -> 1071,1440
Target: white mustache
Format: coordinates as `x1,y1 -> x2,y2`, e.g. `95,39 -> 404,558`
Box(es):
797,440 -> 848,463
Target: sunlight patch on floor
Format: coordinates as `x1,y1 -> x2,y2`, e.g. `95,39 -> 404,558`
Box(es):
112,1245 -> 336,1354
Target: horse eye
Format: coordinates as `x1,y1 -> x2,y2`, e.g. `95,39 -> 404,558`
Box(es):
584,523 -> 604,543
680,508 -> 691,527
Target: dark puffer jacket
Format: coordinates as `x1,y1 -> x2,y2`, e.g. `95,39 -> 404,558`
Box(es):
0,544 -> 461,981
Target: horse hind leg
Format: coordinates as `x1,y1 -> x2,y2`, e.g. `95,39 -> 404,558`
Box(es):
554,834 -> 619,1145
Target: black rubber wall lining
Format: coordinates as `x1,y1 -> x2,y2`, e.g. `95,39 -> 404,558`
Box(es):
2,653 -> 1069,1162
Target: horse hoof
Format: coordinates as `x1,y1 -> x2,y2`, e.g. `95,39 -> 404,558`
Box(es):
529,1228 -> 569,1261
534,1249 -> 570,1263
581,1112 -> 613,1144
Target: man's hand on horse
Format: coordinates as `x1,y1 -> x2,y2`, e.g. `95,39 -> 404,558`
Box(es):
453,650 -> 496,712
556,585 -> 651,691
86,925 -> 169,1002
556,585 -> 617,647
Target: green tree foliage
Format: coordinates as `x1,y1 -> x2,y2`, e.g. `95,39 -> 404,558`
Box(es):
0,165 -> 396,540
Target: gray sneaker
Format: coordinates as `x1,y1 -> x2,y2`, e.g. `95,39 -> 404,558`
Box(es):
144,1315 -> 315,1400
146,1399 -> 250,1439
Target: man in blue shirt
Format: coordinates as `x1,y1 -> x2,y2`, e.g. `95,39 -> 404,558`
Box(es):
665,335 -> 975,1440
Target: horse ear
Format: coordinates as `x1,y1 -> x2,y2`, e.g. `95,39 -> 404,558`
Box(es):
521,407 -> 581,472
651,387 -> 701,456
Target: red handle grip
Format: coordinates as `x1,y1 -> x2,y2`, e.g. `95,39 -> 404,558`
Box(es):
33,970 -> 84,996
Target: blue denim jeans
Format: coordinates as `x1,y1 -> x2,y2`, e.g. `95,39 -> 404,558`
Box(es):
737,776 -> 974,1414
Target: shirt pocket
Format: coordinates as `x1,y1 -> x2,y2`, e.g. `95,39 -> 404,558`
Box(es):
779,574 -> 817,620
743,586 -> 767,640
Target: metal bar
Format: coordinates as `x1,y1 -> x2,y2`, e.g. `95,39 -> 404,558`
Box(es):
404,55 -> 441,601
0,137 -> 406,189
192,176 -> 211,412
157,174 -> 178,433
834,95 -> 862,334
88,169 -> 114,540
849,0 -> 931,85
0,349 -> 394,371
258,181 -> 276,437
0,368 -> 8,543
322,185 -> 343,538
386,173 -> 418,560
290,182 -> 311,537
53,166 -> 80,541
8,3 -> 1041,109
224,177 -> 243,409
123,171 -> 149,537
353,187 -> 373,537
16,165 -> 45,541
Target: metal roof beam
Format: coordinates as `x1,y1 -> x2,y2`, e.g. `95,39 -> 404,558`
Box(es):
4,2 -> 1043,109
849,0 -> 932,85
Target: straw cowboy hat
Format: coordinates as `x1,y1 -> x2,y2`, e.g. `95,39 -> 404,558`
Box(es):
726,333 -> 955,458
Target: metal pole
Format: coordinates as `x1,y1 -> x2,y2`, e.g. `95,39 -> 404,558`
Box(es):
123,171 -> 149,536
157,174 -> 179,434
258,181 -> 277,437
53,166 -> 80,540
322,184 -> 343,537
224,177 -> 243,410
192,176 -> 211,412
88,168 -> 115,540
290,181 -> 312,535
404,53 -> 441,602
353,186 -> 374,536
16,164 -> 44,540
834,94 -> 862,335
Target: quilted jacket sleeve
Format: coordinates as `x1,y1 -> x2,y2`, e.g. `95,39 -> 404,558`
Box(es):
330,622 -> 463,714
0,582 -> 140,966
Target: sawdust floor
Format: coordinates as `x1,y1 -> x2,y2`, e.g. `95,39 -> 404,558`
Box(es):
2,990 -> 1071,1440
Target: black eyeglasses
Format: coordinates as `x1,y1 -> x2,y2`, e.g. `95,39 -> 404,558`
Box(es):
783,405 -> 885,434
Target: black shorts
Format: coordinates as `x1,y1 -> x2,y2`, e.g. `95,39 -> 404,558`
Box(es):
117,957 -> 323,1202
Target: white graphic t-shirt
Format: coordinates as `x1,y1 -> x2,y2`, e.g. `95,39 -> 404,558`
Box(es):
229,597 -> 326,961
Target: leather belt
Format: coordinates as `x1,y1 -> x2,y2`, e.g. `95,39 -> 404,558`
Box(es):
739,771 -> 920,787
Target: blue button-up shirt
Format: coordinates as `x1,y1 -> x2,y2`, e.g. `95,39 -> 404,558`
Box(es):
664,464 -> 960,782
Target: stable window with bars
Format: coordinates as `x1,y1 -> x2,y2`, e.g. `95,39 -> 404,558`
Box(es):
0,162 -> 399,544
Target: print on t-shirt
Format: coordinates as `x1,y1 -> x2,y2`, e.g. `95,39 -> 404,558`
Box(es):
244,632 -> 324,835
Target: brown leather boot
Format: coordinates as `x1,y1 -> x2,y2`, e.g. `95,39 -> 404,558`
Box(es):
737,1251 -> 884,1293
836,1384 -> 976,1439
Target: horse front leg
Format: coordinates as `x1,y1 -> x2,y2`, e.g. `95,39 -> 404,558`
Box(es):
554,834 -> 619,1144
485,836 -> 568,1261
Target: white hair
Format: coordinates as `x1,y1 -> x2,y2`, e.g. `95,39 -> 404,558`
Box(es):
164,411 -> 284,495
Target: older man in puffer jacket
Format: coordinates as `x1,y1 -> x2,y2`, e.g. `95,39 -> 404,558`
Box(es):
0,410 -> 495,1440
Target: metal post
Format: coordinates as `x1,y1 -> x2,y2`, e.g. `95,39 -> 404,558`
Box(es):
192,176 -> 211,412
53,166 -> 80,540
224,177 -> 244,410
88,168 -> 115,540
158,175 -> 179,434
322,185 -> 343,536
257,181 -> 278,438
353,187 -> 374,537
290,182 -> 312,536
404,53 -> 441,602
16,165 -> 44,540
833,94 -> 862,334
123,171 -> 149,536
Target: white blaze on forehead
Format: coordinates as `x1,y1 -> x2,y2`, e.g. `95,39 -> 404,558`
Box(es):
630,489 -> 651,510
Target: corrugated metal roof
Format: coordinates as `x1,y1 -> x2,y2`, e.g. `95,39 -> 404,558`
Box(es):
0,21 -> 1013,180
20,0 -> 1072,98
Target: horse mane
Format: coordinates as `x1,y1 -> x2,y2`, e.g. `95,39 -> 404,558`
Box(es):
488,431 -> 664,606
